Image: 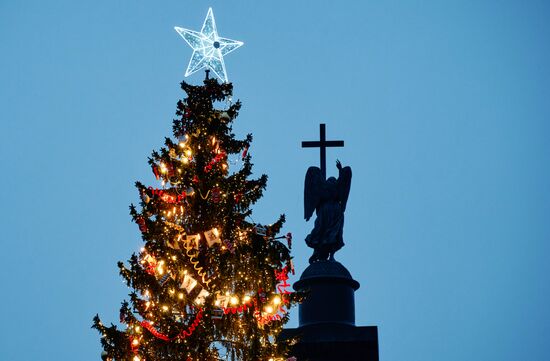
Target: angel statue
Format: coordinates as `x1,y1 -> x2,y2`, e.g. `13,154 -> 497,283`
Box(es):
304,160 -> 352,264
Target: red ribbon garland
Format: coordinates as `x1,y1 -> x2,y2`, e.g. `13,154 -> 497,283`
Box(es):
275,266 -> 291,294
204,152 -> 226,173
222,297 -> 255,315
254,267 -> 292,325
140,308 -> 203,342
147,187 -> 187,204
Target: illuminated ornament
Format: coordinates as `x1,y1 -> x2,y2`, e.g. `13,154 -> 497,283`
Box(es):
186,234 -> 201,248
215,294 -> 230,308
194,289 -> 210,305
175,7 -> 243,83
204,228 -> 221,246
180,273 -> 198,293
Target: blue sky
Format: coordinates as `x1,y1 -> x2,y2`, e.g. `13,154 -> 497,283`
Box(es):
1,1 -> 549,360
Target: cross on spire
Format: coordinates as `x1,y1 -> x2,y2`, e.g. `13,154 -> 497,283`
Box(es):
302,123 -> 344,179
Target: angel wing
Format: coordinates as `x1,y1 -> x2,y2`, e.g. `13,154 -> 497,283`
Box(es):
304,166 -> 324,221
337,166 -> 352,212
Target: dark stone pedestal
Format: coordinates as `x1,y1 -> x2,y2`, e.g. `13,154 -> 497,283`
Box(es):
280,261 -> 379,361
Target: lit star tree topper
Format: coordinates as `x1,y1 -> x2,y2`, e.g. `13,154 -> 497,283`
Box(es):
175,7 -> 243,83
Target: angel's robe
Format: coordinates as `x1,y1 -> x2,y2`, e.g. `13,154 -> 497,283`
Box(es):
305,178 -> 345,253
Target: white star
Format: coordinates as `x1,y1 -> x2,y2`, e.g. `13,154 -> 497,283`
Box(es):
175,8 -> 243,83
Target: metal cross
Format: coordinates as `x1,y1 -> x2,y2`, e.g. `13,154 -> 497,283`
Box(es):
302,123 -> 344,179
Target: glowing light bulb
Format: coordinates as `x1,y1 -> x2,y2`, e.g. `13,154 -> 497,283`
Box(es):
162,305 -> 169,312
179,135 -> 189,148
185,149 -> 192,157
133,356 -> 140,361
265,306 -> 274,314
230,296 -> 239,305
243,295 -> 251,302
132,339 -> 139,346
178,293 -> 184,299
273,296 -> 281,305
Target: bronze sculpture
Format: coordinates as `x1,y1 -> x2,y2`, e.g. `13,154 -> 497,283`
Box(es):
304,160 -> 352,263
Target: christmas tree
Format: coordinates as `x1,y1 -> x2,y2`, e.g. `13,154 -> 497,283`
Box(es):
92,73 -> 299,360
